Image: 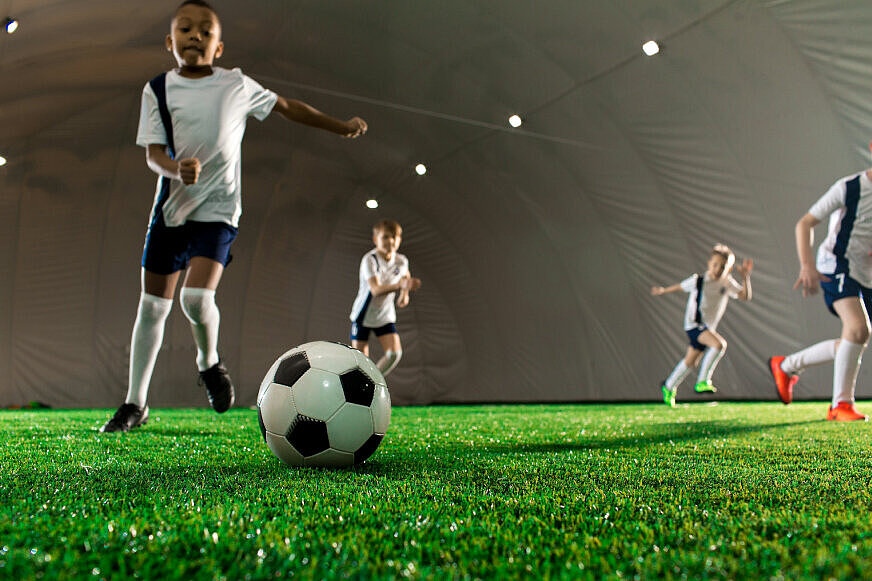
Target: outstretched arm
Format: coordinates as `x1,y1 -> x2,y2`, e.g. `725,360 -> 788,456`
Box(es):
651,283 -> 682,296
271,96 -> 367,138
735,258 -> 753,301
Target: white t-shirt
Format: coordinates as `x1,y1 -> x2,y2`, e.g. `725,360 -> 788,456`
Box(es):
349,249 -> 410,328
809,171 -> 872,287
680,273 -> 742,331
136,67 -> 278,227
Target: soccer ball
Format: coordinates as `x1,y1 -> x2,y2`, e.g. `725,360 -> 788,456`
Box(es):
256,341 -> 391,467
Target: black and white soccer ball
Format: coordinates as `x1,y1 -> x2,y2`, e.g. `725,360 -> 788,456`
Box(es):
257,341 -> 391,467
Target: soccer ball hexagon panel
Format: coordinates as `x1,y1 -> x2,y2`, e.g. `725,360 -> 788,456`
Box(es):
257,341 -> 391,467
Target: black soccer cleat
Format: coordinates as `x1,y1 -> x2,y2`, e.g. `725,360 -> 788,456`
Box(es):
199,361 -> 235,413
100,403 -> 149,433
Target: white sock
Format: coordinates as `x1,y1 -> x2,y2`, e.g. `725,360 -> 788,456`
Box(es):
376,350 -> 402,376
180,287 -> 221,372
833,339 -> 864,406
664,360 -> 691,390
782,339 -> 837,375
697,347 -> 725,384
126,292 -> 173,408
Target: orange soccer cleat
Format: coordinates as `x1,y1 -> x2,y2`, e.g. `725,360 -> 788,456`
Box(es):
768,356 -> 798,405
826,402 -> 868,422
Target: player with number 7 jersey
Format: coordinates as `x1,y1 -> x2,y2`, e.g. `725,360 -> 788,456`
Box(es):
769,159 -> 872,421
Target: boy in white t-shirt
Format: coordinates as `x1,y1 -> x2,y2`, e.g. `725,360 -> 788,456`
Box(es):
349,220 -> 421,376
769,164 -> 872,421
101,0 -> 367,432
651,244 -> 753,406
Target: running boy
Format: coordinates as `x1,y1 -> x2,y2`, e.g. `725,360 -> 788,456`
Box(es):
349,220 -> 421,376
769,163 -> 872,421
652,244 -> 753,406
101,0 -> 367,432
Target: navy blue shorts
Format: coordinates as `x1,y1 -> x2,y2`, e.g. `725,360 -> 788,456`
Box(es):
820,270 -> 872,317
685,326 -> 708,352
142,216 -> 238,275
350,322 -> 398,342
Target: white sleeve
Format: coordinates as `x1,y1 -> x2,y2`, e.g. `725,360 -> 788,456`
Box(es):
360,254 -> 378,281
679,275 -> 697,293
808,179 -> 847,221
135,83 -> 168,148
242,72 -> 279,121
725,275 -> 742,298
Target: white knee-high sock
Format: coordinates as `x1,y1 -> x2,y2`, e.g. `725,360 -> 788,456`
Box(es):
781,339 -> 838,375
126,292 -> 173,407
376,350 -> 402,376
664,360 -> 692,390
697,347 -> 725,384
833,339 -> 864,405
180,287 -> 221,372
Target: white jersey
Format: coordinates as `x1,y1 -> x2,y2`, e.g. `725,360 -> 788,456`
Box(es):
349,249 -> 409,328
810,171 -> 872,287
680,273 -> 742,331
136,67 -> 278,227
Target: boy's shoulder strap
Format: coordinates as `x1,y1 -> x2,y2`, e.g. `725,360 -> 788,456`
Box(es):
148,72 -> 175,159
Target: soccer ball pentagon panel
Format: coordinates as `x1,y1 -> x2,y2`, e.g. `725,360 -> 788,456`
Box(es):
257,341 -> 391,467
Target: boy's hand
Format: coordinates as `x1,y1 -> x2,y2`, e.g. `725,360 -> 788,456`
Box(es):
177,158 -> 201,185
651,286 -> 666,296
736,258 -> 754,276
343,117 -> 367,138
793,264 -> 829,296
397,292 -> 410,308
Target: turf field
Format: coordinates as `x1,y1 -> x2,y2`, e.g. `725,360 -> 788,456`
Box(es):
3,402 -> 872,580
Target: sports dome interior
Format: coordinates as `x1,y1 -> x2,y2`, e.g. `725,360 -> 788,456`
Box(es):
3,0 -> 872,407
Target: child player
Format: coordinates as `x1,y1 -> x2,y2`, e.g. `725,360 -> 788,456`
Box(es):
349,220 -> 422,376
769,158 -> 872,421
651,244 -> 753,407
100,0 -> 367,432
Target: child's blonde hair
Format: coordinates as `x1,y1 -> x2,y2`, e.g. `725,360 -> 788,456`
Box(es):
373,219 -> 402,237
712,243 -> 736,272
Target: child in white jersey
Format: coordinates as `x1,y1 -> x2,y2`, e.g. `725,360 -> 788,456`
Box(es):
652,244 -> 753,406
349,220 -> 422,376
100,0 -> 367,432
769,165 -> 872,421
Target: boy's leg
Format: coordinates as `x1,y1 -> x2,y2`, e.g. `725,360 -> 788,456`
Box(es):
351,340 -> 369,357
771,339 -> 838,404
830,297 -> 869,414
661,347 -> 701,406
375,332 -> 403,376
694,330 -> 727,392
180,257 -> 225,371
101,269 -> 179,432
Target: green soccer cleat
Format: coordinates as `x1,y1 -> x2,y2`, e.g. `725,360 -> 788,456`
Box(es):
694,380 -> 718,393
661,385 -> 676,407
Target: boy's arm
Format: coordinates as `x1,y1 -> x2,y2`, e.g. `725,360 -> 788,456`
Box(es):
396,273 -> 422,308
650,283 -> 682,296
367,276 -> 405,297
271,97 -> 367,138
794,212 -> 828,296
735,258 -> 753,301
145,144 -> 201,185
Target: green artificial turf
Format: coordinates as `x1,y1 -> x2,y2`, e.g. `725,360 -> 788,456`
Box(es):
3,402 -> 872,580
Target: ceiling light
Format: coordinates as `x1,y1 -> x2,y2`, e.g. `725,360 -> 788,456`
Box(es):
365,199 -> 379,209
5,18 -> 18,34
0,156 -> 6,167
415,163 -> 427,176
508,115 -> 522,128
642,40 -> 659,56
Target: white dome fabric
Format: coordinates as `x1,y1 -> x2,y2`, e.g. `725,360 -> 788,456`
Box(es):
2,0 -> 872,406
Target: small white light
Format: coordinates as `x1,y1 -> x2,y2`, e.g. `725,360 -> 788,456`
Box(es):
415,163 -> 427,176
5,18 -> 18,34
508,114 -> 522,128
365,199 -> 379,209
0,156 -> 6,167
642,40 -> 659,56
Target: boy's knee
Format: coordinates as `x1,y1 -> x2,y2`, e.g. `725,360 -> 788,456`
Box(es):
180,287 -> 217,323
138,292 -> 173,322
718,339 -> 728,351
845,326 -> 870,345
